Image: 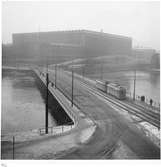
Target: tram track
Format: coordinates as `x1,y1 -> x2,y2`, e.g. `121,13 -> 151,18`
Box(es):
77,78 -> 160,128
64,70 -> 160,115
35,68 -> 160,159
41,68 -> 160,129
62,70 -> 160,129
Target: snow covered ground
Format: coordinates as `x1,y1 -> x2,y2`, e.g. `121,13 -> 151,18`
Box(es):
139,122 -> 160,147
67,70 -> 160,147
1,125 -> 75,143
79,125 -> 96,144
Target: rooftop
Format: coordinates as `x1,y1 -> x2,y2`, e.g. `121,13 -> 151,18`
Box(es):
13,29 -> 132,40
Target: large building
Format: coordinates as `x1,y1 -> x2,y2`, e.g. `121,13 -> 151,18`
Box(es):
132,48 -> 156,64
151,53 -> 160,69
4,30 -> 132,64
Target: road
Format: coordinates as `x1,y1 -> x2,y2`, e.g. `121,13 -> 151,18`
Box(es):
45,68 -> 160,159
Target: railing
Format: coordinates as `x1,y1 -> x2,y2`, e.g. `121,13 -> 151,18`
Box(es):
34,68 -> 96,126
36,69 -> 77,123
36,68 -> 160,110
1,152 -> 34,160
126,91 -> 160,112
1,124 -> 74,159
1,135 -> 15,159
39,124 -> 74,135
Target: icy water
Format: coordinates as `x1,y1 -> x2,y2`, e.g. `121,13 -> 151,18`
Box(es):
1,69 -> 56,134
86,70 -> 160,103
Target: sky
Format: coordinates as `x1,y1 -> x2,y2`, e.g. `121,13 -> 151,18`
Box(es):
2,1 -> 160,50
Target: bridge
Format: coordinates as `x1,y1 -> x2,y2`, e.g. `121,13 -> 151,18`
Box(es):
33,66 -> 160,159
2,66 -> 160,159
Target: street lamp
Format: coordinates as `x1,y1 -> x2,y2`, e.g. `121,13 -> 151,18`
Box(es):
82,65 -> 85,80
71,66 -> 74,107
133,54 -> 137,101
45,63 -> 49,134
100,60 -> 103,80
133,69 -> 136,101
55,64 -> 57,89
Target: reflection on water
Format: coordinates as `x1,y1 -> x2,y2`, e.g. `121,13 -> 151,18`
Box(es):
125,71 -> 160,102
2,70 -> 56,134
88,70 -> 160,103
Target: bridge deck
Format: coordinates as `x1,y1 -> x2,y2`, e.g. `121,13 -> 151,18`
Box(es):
2,67 -> 159,159
35,67 -> 160,159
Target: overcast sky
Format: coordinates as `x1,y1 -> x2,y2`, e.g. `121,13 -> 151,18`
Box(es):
2,1 -> 160,50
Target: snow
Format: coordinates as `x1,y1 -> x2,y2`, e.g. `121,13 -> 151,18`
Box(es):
79,125 -> 96,144
1,125 -> 75,143
112,140 -> 138,159
140,122 -> 160,138
139,122 -> 160,147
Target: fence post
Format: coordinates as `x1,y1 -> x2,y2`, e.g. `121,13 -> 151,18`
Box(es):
13,136 -> 15,160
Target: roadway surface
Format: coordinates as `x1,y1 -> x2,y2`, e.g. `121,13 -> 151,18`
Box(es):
65,70 -> 160,128
44,68 -> 160,159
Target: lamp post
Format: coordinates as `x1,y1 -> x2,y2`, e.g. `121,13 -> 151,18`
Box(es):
45,64 -> 49,134
100,60 -> 103,80
13,136 -> 15,159
55,64 -> 57,89
82,66 -> 85,80
133,69 -> 136,101
71,67 -> 74,107
133,54 -> 137,101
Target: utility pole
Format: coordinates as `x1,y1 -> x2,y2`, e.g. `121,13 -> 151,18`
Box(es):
133,54 -> 137,101
55,64 -> 57,89
45,64 -> 49,134
82,66 -> 85,80
133,69 -> 136,101
13,136 -> 15,159
100,61 -> 103,80
71,68 -> 74,107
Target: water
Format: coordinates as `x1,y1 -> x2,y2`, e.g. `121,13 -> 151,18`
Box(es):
86,70 -> 160,103
1,69 -> 56,134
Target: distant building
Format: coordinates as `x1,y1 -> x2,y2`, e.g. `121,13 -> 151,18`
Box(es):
132,48 -> 156,63
151,53 -> 160,69
4,30 -> 132,64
